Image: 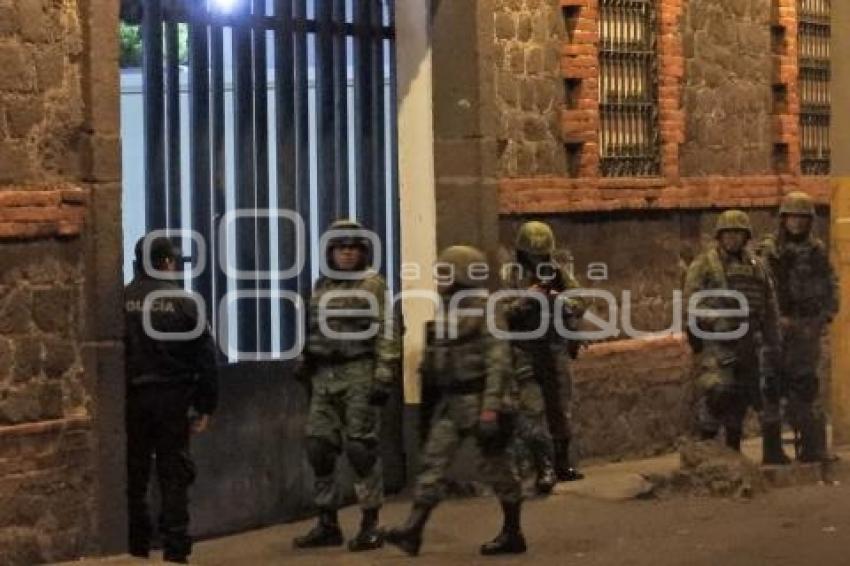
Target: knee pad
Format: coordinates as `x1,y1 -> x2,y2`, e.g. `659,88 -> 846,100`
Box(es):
306,437 -> 338,477
345,439 -> 377,477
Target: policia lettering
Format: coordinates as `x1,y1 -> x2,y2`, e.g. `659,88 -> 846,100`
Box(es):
684,211 -> 781,453
124,237 -> 219,563
503,221 -> 587,489
756,192 -> 839,463
385,246 -> 527,557
293,219 -> 402,552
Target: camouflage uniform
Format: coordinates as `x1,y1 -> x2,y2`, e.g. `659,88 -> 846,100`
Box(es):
386,246 -> 526,557
504,221 -> 587,484
684,210 -> 781,450
294,220 -> 401,552
756,192 -> 839,462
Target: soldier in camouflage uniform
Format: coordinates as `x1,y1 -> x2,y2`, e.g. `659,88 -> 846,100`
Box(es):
756,192 -> 838,463
684,210 -> 781,452
385,246 -> 526,557
293,219 -> 401,552
503,221 -> 586,486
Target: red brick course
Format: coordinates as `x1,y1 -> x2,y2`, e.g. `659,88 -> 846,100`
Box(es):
0,185 -> 88,240
500,174 -> 831,214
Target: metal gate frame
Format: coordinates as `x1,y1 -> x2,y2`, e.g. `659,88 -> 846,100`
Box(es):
138,0 -> 399,359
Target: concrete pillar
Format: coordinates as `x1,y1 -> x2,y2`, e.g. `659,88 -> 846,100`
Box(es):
396,1 -> 438,405
431,0 -> 500,258
830,0 -> 850,444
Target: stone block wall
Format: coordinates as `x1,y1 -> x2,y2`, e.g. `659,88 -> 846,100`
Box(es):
496,0 -> 830,211
0,0 -> 124,563
0,0 -> 87,183
680,0 -> 774,176
494,0 -> 567,176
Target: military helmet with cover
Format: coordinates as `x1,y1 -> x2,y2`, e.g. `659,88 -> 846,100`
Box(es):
715,209 -> 753,238
779,191 -> 816,217
515,221 -> 556,256
435,245 -> 489,290
325,217 -> 373,254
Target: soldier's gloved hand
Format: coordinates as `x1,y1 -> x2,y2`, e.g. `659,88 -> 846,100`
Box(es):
476,410 -> 502,452
368,382 -> 392,407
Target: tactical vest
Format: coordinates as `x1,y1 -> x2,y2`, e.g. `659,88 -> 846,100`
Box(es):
421,308 -> 490,394
706,248 -> 768,331
306,275 -> 382,360
774,237 -> 832,317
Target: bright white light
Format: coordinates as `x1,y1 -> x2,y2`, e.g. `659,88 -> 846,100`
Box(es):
212,0 -> 238,12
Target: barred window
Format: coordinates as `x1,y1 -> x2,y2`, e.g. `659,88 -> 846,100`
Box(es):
598,0 -> 660,177
798,0 -> 830,175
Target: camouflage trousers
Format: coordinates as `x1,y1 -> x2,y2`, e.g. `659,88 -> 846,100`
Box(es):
305,359 -> 383,510
514,377 -> 554,468
415,394 -> 522,507
515,344 -> 572,443
763,318 -> 826,432
695,342 -> 761,436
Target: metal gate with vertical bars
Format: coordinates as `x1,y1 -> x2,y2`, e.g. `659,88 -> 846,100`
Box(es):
137,0 -> 399,360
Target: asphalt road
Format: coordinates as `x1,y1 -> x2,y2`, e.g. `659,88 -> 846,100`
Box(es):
70,467 -> 850,566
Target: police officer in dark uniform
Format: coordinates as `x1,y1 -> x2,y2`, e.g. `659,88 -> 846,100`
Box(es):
124,236 -> 218,563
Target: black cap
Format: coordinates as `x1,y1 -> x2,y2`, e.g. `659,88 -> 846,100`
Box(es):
134,235 -> 180,269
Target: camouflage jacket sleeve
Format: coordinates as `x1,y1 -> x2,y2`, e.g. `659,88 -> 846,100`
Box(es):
683,253 -> 708,310
558,265 -> 587,322
482,306 -> 511,414
756,257 -> 781,348
365,274 -> 402,386
819,239 -> 840,320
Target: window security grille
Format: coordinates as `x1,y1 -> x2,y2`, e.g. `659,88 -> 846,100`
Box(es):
598,0 -> 660,177
798,0 -> 830,175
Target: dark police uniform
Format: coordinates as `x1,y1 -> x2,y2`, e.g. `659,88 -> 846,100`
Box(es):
124,248 -> 218,562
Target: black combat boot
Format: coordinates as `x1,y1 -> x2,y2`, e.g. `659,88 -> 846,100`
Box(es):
725,427 -> 742,452
762,421 -> 791,465
553,440 -> 584,481
534,450 -> 556,495
384,503 -> 432,556
348,507 -> 384,552
799,416 -> 827,463
293,509 -> 344,549
480,501 -> 527,556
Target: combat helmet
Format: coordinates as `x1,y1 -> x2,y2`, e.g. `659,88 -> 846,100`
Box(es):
324,218 -> 372,269
435,245 -> 489,290
516,221 -> 555,256
325,218 -> 372,251
715,210 -> 753,238
779,191 -> 816,217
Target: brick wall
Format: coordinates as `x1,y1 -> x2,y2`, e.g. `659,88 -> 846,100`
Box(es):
496,0 -> 828,213
0,0 -> 125,563
490,0 -> 832,460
